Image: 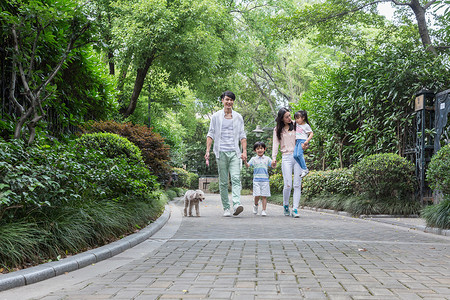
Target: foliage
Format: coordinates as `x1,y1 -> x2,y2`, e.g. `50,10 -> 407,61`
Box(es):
0,196 -> 165,270
426,144 -> 450,195
208,181 -> 220,194
0,137 -> 159,221
165,189 -> 178,201
80,120 -> 171,182
296,37 -> 450,169
108,0 -> 240,116
241,166 -> 254,190
352,153 -> 416,200
302,169 -> 353,201
269,173 -> 284,194
171,167 -> 199,190
301,194 -> 420,216
76,132 -> 143,163
421,197 -> 450,229
1,0 -> 105,143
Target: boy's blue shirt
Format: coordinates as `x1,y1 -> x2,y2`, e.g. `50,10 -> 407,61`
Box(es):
248,155 -> 271,182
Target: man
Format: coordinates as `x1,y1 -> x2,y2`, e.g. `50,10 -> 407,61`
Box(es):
205,91 -> 247,216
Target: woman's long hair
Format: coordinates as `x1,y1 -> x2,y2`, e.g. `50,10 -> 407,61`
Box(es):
275,107 -> 293,141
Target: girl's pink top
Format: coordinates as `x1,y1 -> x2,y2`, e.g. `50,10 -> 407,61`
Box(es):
272,126 -> 296,160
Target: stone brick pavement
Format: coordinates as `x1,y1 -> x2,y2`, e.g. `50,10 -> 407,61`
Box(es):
1,193 -> 449,300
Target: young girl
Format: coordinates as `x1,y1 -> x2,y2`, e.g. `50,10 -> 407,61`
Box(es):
245,142 -> 272,216
293,110 -> 313,178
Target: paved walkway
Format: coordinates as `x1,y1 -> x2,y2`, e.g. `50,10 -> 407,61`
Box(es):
1,193 -> 449,299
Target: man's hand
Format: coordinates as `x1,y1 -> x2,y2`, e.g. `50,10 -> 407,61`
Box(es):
241,151 -> 247,162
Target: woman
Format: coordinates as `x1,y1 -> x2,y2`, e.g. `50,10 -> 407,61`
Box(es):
271,108 -> 302,218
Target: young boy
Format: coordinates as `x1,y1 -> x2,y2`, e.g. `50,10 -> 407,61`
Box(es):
244,141 -> 272,216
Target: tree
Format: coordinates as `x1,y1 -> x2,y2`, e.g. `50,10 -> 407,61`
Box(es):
273,0 -> 449,55
2,0 -> 95,143
109,0 -> 238,118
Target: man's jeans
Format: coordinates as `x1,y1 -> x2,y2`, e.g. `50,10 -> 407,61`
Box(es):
217,151 -> 241,210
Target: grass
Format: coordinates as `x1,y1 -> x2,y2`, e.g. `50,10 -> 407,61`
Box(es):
0,195 -> 166,272
421,198 -> 450,229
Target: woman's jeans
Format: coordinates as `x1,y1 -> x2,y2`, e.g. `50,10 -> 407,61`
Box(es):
293,139 -> 307,170
281,154 -> 302,210
217,151 -> 242,210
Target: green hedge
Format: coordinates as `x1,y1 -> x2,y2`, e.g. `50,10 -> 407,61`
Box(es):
302,168 -> 353,201
172,167 -> 199,189
77,132 -> 143,163
0,137 -> 166,269
352,153 -> 416,200
427,144 -> 450,195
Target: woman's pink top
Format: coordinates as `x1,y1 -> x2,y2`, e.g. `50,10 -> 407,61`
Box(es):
272,126 -> 296,160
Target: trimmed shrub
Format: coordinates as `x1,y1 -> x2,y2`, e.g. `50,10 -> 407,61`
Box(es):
166,189 -> 177,200
77,132 -> 142,163
421,197 -> 450,229
208,181 -> 220,193
269,173 -> 284,194
240,166 -> 253,190
172,167 -> 199,189
187,172 -> 199,190
352,153 -> 416,200
426,144 -> 450,195
80,121 -> 171,182
302,168 -> 353,201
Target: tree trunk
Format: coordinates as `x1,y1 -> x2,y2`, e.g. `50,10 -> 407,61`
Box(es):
121,56 -> 154,118
108,50 -> 115,75
409,0 -> 437,54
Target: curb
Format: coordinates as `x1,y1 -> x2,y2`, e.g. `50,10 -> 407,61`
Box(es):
302,206 -> 450,237
0,205 -> 170,292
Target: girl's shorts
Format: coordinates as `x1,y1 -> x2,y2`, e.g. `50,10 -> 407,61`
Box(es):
253,181 -> 271,197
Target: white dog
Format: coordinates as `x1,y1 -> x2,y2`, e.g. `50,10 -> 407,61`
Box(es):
183,189 -> 205,217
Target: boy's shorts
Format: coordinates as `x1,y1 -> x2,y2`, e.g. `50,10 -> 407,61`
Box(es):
253,181 -> 271,197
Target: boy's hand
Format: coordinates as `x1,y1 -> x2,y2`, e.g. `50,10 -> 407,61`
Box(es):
302,142 -> 309,150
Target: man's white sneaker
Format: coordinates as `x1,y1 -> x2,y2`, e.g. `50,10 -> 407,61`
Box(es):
223,209 -> 231,217
300,170 -> 309,178
253,205 -> 258,214
261,210 -> 267,216
233,204 -> 244,216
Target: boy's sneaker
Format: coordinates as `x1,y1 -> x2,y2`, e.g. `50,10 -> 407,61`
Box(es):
223,209 -> 231,217
261,210 -> 267,216
233,204 -> 244,216
253,205 -> 258,214
300,170 -> 309,178
283,205 -> 290,216
291,209 -> 299,218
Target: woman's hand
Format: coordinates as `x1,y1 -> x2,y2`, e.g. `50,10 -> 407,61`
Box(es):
271,159 -> 277,168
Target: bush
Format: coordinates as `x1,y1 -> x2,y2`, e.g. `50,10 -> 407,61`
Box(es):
80,121 -> 171,182
187,172 -> 199,190
240,166 -> 253,190
77,132 -> 143,163
269,173 -> 284,194
172,167 -> 199,189
421,197 -> 450,229
208,181 -> 220,193
426,144 -> 450,195
352,153 -> 416,200
302,168 -> 353,201
165,189 -> 178,200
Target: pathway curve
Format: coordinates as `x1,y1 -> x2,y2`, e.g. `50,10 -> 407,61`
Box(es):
1,193 -> 449,299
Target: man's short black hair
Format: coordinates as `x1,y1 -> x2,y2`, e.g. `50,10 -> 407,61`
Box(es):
220,90 -> 236,101
253,141 -> 266,151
